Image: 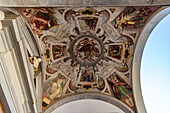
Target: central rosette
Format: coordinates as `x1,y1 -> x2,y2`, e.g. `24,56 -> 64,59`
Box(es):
70,35 -> 103,66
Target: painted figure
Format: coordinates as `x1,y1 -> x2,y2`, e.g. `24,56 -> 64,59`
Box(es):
46,61 -> 57,74
29,8 -> 57,33
52,45 -> 66,60
109,75 -> 131,99
108,45 -> 122,60
108,74 -> 135,109
77,38 -> 100,62
46,76 -> 65,100
78,17 -> 98,31
114,11 -> 143,34
29,57 -> 42,71
80,69 -> 94,82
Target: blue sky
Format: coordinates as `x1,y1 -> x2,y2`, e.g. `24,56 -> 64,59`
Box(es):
141,14 -> 170,113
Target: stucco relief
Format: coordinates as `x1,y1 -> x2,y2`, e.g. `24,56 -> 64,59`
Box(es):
15,6 -> 160,112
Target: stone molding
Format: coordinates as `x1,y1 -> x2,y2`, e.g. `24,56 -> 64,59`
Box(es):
0,11 -> 40,113
0,0 -> 169,7
44,93 -> 134,113
132,6 -> 170,113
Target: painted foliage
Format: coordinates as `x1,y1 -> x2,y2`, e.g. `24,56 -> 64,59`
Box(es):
17,6 -> 160,112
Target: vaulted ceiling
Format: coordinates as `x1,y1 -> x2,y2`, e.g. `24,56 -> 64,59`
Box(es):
14,6 -> 160,113
0,1 -> 169,113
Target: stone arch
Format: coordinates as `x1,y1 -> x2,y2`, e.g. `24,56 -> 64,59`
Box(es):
44,93 -> 134,113
2,7 -> 41,56
132,6 -> 170,113
0,8 -> 43,112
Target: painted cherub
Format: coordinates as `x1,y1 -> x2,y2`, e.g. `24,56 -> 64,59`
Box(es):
46,76 -> 65,100
46,73 -> 70,100
29,57 -> 42,71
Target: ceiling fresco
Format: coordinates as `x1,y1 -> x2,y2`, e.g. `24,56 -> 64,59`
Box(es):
15,6 -> 160,112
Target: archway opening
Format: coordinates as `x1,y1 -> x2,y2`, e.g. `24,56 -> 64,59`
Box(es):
141,14 -> 170,113
51,99 -> 125,113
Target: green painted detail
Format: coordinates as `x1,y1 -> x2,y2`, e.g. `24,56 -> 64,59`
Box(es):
118,85 -> 132,100
61,82 -> 64,89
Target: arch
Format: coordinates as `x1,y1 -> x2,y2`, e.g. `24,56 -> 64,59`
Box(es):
51,99 -> 125,113
2,7 -> 40,56
0,8 -> 42,112
44,93 -> 134,113
132,6 -> 170,113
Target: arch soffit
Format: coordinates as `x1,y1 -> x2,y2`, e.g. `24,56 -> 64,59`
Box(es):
132,6 -> 170,113
44,93 -> 134,113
